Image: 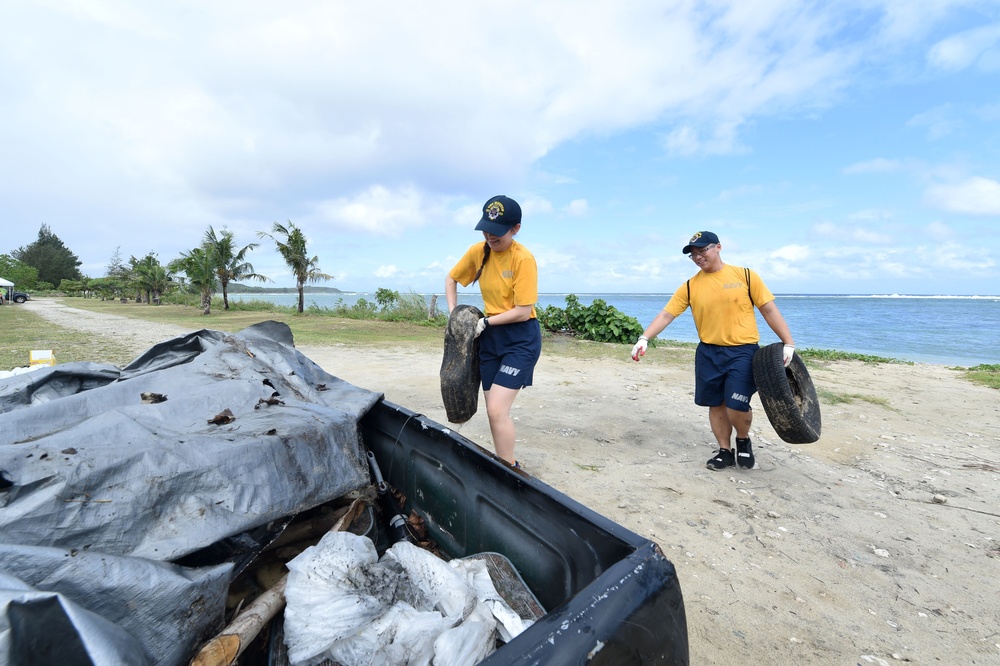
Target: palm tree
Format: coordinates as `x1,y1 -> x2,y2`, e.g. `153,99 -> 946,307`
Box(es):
132,254 -> 174,304
168,247 -> 218,315
257,221 -> 333,313
203,226 -> 269,310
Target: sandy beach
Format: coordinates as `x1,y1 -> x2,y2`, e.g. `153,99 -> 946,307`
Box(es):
20,298 -> 1000,664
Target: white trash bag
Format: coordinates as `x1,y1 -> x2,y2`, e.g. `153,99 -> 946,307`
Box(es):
283,531 -> 532,666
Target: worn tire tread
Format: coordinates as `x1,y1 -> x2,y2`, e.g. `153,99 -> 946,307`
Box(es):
440,304 -> 484,424
752,342 -> 822,444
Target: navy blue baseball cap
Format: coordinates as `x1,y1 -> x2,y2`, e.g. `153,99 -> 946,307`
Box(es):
475,195 -> 522,236
682,231 -> 720,254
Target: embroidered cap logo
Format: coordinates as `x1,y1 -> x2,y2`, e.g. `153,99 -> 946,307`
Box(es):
486,201 -> 505,221
689,232 -> 703,244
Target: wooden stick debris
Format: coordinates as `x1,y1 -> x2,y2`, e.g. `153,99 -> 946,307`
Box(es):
189,498 -> 366,666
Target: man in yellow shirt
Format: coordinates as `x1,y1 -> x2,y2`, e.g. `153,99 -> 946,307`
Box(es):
631,231 -> 796,471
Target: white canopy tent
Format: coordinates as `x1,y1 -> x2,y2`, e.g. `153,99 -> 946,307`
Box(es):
0,277 -> 14,302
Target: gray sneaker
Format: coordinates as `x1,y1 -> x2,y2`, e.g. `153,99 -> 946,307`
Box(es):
735,437 -> 755,469
706,448 -> 735,471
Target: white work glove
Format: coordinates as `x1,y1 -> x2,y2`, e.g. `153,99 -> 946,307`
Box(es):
782,344 -> 795,368
631,336 -> 649,361
474,317 -> 489,338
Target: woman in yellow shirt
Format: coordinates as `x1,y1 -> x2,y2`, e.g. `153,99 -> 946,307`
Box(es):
445,195 -> 541,468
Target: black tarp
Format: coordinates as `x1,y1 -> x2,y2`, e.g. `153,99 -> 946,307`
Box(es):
0,321 -> 381,665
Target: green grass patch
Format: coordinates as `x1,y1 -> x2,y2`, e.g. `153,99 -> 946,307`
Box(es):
52,298 -> 446,350
957,364 -> 1000,390
817,389 -> 892,406
798,348 -> 907,365
0,305 -> 139,369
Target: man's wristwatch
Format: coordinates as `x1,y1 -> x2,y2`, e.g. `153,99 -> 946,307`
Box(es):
483,317 -> 490,328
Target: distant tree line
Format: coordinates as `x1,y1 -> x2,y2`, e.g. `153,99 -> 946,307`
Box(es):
0,221 -> 333,314
2,222 -> 646,344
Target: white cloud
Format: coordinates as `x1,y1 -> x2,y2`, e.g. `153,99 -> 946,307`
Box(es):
927,22 -> 1000,71
977,102 -> 1000,121
768,243 -> 810,259
925,177 -> 1000,215
521,198 -> 555,217
980,46 -> 1000,72
0,2 -> 958,205
664,126 -> 701,157
761,259 -> 804,281
907,105 -> 961,140
849,209 -> 893,221
718,184 -> 763,201
531,246 -> 576,274
812,222 -> 840,237
564,199 -> 588,216
1,2 -> 997,297
842,158 -> 903,174
923,242 -> 997,276
664,121 -> 747,157
851,228 -> 894,244
811,221 -> 893,244
310,186 -> 440,237
757,243 -> 810,281
923,221 -> 952,241
452,202 -> 484,228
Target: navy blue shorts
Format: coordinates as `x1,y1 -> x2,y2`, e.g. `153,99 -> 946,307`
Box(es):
694,342 -> 758,411
479,319 -> 542,391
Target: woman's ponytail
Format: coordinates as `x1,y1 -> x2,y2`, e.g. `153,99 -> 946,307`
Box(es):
472,241 -> 491,284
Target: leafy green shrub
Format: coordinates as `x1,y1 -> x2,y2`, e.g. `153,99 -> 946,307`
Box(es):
380,292 -> 429,322
537,294 -> 645,344
375,288 -> 400,311
352,298 -> 378,316
161,292 -> 202,307
536,304 -> 570,332
313,292 -> 435,321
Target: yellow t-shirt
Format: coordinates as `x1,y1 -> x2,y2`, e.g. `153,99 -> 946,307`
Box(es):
449,241 -> 538,318
664,264 -> 774,346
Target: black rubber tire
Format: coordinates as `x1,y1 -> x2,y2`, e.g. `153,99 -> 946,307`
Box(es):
752,342 -> 822,444
439,304 -> 484,424
13,295 -> 27,304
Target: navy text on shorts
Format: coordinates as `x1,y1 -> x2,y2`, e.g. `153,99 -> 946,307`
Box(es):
479,319 -> 542,391
694,342 -> 759,411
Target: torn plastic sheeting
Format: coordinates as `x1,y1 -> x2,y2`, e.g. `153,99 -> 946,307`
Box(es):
283,531 -> 532,666
0,321 -> 381,561
0,545 -> 231,666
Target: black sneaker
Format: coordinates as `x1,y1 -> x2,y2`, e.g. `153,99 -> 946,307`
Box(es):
735,437 -> 755,469
706,448 -> 735,471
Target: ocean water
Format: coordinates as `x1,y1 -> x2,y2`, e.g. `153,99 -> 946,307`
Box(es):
228,292 -> 1000,367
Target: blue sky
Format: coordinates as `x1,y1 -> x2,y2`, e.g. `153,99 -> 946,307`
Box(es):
1,1 -> 998,296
